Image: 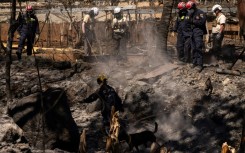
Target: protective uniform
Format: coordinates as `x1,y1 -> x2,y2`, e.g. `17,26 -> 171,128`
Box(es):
186,1 -> 207,70
82,75 -> 124,127
82,7 -> 99,56
173,2 -> 188,62
211,4 -> 226,58
112,7 -> 129,59
16,6 -> 40,60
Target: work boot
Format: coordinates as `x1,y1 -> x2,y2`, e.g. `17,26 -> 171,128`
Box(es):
16,52 -> 21,61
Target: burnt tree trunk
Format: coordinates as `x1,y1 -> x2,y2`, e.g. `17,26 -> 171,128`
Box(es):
158,0 -> 176,61
5,0 -> 18,102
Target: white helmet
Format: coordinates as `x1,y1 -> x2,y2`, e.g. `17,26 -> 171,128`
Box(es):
114,7 -> 121,14
212,4 -> 222,12
91,7 -> 99,16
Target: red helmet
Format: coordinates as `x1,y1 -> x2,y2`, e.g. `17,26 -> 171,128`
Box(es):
26,5 -> 33,11
177,2 -> 186,10
186,1 -> 196,9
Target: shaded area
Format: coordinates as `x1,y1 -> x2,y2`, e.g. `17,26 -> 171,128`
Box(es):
8,88 -> 80,152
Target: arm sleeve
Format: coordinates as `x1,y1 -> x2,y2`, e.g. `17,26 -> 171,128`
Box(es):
83,15 -> 89,23
113,91 -> 123,112
83,92 -> 99,103
193,13 -> 206,27
219,15 -> 226,25
35,16 -> 40,34
16,13 -> 23,32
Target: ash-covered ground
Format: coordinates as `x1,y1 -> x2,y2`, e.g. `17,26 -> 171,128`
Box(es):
0,47 -> 245,153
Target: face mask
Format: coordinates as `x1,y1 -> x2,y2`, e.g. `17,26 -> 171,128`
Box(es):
115,13 -> 122,19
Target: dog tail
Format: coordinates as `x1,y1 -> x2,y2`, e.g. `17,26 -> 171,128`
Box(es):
153,122 -> 158,133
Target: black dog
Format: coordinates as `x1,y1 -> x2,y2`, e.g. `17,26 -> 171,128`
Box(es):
119,122 -> 158,152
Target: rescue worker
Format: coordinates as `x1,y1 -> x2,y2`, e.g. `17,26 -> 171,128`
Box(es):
80,75 -> 124,131
16,5 -> 40,61
82,7 -> 99,56
112,7 -> 129,60
186,1 -> 207,72
173,2 -> 188,63
211,4 -> 226,59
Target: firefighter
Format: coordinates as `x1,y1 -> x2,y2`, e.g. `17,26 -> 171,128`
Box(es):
82,7 -> 99,56
16,5 -> 40,61
173,2 -> 188,63
112,7 -> 129,60
80,74 -> 124,131
211,4 -> 226,59
186,1 -> 207,72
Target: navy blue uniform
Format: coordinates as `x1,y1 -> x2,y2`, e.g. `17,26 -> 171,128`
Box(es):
190,9 -> 207,67
83,84 -> 123,126
173,10 -> 188,61
17,12 -> 39,59
182,13 -> 193,63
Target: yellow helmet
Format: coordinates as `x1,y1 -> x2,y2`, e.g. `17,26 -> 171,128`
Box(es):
97,74 -> 107,84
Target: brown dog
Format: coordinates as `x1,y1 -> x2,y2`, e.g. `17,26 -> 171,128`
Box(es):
119,122 -> 158,152
221,142 -> 236,153
110,111 -> 120,142
106,109 -> 121,153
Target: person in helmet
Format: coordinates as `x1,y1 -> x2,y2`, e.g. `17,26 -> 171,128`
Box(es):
82,7 -> 99,56
80,74 -> 124,130
211,4 -> 226,59
16,5 -> 40,61
185,1 -> 207,72
172,2 -> 188,64
111,7 -> 129,60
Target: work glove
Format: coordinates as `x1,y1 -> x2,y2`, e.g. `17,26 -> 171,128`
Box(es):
216,33 -> 222,40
